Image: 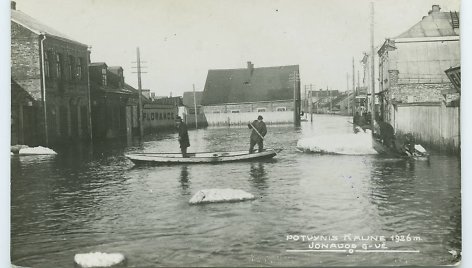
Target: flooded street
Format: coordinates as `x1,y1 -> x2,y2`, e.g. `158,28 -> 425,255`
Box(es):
11,115 -> 461,267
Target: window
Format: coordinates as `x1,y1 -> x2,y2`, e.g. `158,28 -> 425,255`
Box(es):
101,68 -> 107,86
171,113 -> 174,119
159,113 -> 162,120
56,53 -> 63,79
151,112 -> 155,120
257,108 -> 266,113
76,58 -> 83,80
68,56 -> 75,81
213,110 -> 221,114
231,110 -> 240,113
163,113 -> 167,119
276,107 -> 287,112
44,52 -> 50,78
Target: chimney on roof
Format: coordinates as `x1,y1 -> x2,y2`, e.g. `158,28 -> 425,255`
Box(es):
247,61 -> 254,75
11,1 -> 16,10
428,5 -> 441,15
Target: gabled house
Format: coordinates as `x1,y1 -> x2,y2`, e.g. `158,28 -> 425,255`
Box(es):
89,63 -> 140,139
11,1 -> 92,146
377,4 -> 460,122
201,61 -> 300,125
376,4 -> 460,153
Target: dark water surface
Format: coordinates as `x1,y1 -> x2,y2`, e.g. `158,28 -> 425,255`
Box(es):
11,115 -> 461,267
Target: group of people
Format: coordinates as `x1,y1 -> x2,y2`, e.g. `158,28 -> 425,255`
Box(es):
175,115 -> 267,157
375,119 -> 416,156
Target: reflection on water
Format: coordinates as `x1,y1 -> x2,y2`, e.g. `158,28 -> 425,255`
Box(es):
11,115 -> 461,267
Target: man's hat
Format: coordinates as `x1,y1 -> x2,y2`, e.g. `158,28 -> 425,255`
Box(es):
257,115 -> 263,120
175,116 -> 182,121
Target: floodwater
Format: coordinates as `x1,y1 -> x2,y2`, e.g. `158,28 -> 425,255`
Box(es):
11,114 -> 461,267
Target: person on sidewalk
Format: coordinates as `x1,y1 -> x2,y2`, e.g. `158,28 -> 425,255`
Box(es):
248,115 -> 267,153
175,116 -> 190,157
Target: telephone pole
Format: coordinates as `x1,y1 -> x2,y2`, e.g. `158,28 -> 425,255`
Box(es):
352,57 -> 355,116
370,2 -> 376,131
289,71 -> 300,126
193,84 -> 198,129
132,47 -> 148,138
346,73 -> 350,115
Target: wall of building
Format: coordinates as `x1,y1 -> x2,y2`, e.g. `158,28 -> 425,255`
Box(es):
142,103 -> 178,133
202,100 -> 294,125
11,22 -> 42,100
393,103 -> 459,153
11,21 -> 92,146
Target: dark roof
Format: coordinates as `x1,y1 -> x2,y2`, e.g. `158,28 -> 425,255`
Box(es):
89,62 -> 107,67
395,8 -> 459,38
202,64 -> 299,105
182,91 -> 203,107
11,9 -> 88,47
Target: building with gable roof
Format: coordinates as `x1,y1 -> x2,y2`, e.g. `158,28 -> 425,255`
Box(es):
11,1 -> 92,146
201,61 -> 300,125
377,4 -> 460,153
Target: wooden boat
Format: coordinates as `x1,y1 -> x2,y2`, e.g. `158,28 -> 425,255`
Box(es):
372,136 -> 430,161
125,149 -> 280,165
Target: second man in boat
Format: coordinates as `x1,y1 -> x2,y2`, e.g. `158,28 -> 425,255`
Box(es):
248,115 -> 267,153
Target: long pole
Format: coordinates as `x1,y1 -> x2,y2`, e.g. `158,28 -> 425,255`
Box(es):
310,84 -> 313,122
346,73 -> 350,115
370,2 -> 376,131
352,57 -> 355,116
137,47 -> 143,138
193,84 -> 198,129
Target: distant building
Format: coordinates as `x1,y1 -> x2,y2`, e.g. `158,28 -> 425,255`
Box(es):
201,61 -> 300,125
142,96 -> 181,133
377,5 -> 460,153
11,2 -> 92,146
308,89 -> 340,113
181,91 -> 207,128
89,63 -> 140,139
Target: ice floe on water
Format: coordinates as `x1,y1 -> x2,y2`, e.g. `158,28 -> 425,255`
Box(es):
18,146 -> 57,155
189,189 -> 255,204
296,130 -> 378,155
74,252 -> 126,268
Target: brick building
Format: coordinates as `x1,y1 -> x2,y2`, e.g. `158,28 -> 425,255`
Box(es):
377,4 -> 460,123
11,2 -> 92,146
89,63 -> 140,139
376,5 -> 460,153
201,62 -> 300,125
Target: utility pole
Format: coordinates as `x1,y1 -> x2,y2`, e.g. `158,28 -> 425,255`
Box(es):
310,84 -> 313,122
328,86 -> 332,112
289,71 -> 300,126
352,57 -> 355,116
370,2 -> 376,131
346,73 -> 350,116
193,84 -> 198,129
135,47 -> 144,138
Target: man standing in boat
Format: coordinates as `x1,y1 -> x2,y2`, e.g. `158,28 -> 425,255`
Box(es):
175,116 -> 190,157
248,115 -> 267,153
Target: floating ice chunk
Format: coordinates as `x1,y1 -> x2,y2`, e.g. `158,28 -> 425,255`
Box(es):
415,144 -> 427,153
19,146 -> 57,155
11,144 -> 29,154
74,252 -> 126,268
189,189 -> 255,204
11,264 -> 31,268
296,131 -> 377,155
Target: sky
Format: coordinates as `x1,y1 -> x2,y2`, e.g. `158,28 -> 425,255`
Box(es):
9,0 -> 460,97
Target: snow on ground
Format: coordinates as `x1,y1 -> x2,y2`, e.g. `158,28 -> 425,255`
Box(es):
296,130 -> 378,155
189,189 -> 256,204
18,146 -> 57,155
74,252 -> 126,268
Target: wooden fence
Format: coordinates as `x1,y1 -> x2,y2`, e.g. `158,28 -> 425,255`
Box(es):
205,111 -> 294,126
393,103 -> 460,153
